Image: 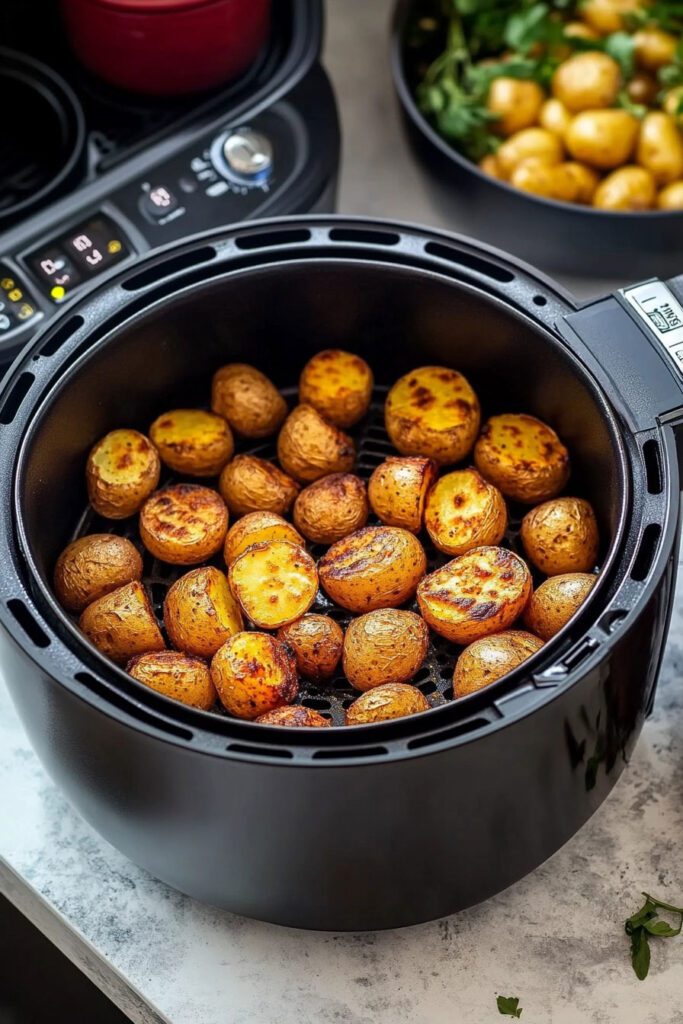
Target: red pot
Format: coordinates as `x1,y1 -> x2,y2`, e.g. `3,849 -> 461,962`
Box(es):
60,0 -> 272,96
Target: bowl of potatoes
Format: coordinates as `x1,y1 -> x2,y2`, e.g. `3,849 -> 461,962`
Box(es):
0,217 -> 680,930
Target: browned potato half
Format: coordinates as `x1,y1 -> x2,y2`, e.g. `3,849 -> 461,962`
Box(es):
520,497 -> 599,576
140,484 -> 228,565
417,546 -> 532,645
474,414 -> 570,504
256,706 -> 331,727
552,51 -> 621,112
343,608 -> 429,691
487,77 -> 545,137
277,614 -> 344,682
385,366 -> 480,465
523,573 -> 597,640
229,540 -> 318,629
211,363 -> 287,438
149,409 -> 233,477
79,580 -> 164,664
86,429 -> 160,519
277,404 -> 355,482
293,473 -> 368,545
211,631 -> 298,719
127,650 -> 216,710
299,349 -> 374,427
164,566 -> 243,659
224,511 -> 304,566
424,468 -> 507,557
453,630 -> 544,698
319,526 -> 427,614
218,454 -> 299,517
345,683 -> 429,725
54,534 -> 143,612
368,456 -> 438,533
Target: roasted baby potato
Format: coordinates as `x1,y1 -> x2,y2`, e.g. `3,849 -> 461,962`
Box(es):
218,454 -> 299,517
523,572 -> 597,640
384,366 -> 480,465
229,539 -> 318,629
636,112 -> 683,185
140,483 -> 228,564
368,456 -> 438,533
487,77 -> 545,136
593,166 -> 656,210
277,404 -> 355,482
211,363 -> 287,438
634,26 -> 677,71
552,51 -> 621,112
581,0 -> 644,35
127,650 -> 216,710
345,683 -> 429,725
86,428 -> 160,519
164,566 -> 243,659
424,468 -> 507,557
626,72 -> 659,106
474,413 -> 570,504
539,98 -> 572,137
293,473 -> 369,545
657,182 -> 683,210
319,526 -> 427,614
342,608 -> 429,691
149,408 -> 233,477
520,497 -> 599,576
277,613 -> 344,682
564,162 -> 600,203
509,161 -> 582,202
256,706 -> 331,727
417,546 -> 532,645
211,631 -> 298,719
54,534 -> 143,612
79,580 -> 164,664
299,349 -> 374,427
453,630 -> 544,697
479,154 -> 503,179
565,110 -> 639,169
224,511 -> 303,566
496,128 -> 563,178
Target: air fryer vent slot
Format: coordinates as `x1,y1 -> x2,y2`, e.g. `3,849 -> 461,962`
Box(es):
7,599 -> 49,648
234,229 -> 312,251
122,247 -> 216,291
37,316 -> 84,359
328,228 -> 400,246
407,718 -> 490,750
312,745 -> 388,760
74,671 -> 193,740
642,439 -> 663,495
0,372 -> 34,424
423,242 -> 515,283
228,742 -> 293,759
631,523 -> 661,582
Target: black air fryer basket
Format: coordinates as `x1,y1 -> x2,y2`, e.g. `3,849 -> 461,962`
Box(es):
0,218 -> 681,930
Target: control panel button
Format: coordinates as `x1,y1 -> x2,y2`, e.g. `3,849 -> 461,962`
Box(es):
222,128 -> 273,183
0,267 -> 40,328
143,185 -> 178,219
26,216 -> 130,303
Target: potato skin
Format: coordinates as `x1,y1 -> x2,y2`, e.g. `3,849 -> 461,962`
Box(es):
385,366 -> 480,465
565,110 -> 639,170
164,566 -> 243,659
368,456 -> 438,533
593,166 -> 656,210
564,162 -> 600,203
539,98 -> 571,137
474,413 -> 570,504
345,683 -> 429,725
140,484 -> 228,564
127,651 -> 216,710
521,497 -> 599,576
634,27 -> 677,71
218,454 -> 299,517
256,706 -> 331,727
657,182 -> 683,210
425,468 -> 507,557
496,128 -> 563,178
636,112 -> 683,186
211,363 -> 287,438
86,429 -> 160,519
224,511 -> 303,566
552,52 -> 621,112
509,162 -> 581,203
79,580 -> 164,664
581,0 -> 643,34
453,630 -> 544,697
277,404 -> 355,482
342,608 -> 429,691
299,349 -> 374,428
54,534 -> 143,612
417,546 -> 532,645
487,77 -> 544,136
149,409 -> 233,477
277,614 -> 344,682
229,539 -> 318,629
523,573 -> 597,640
319,526 -> 427,614
293,473 -> 369,545
211,632 -> 298,719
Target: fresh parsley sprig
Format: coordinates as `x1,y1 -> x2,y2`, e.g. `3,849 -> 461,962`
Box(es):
625,892 -> 683,980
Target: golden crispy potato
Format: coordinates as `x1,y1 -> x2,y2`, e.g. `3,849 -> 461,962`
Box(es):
424,468 -> 507,557
211,631 -> 298,719
474,414 -> 570,504
164,566 -> 243,659
634,27 -> 677,71
342,608 -> 429,691
496,128 -> 563,179
224,511 -> 303,566
563,20 -> 600,41
487,77 -> 545,137
256,706 -> 331,727
293,473 -> 368,545
552,52 -> 621,112
127,651 -> 216,710
520,497 -> 599,576
593,166 -> 656,210
657,182 -> 683,210
79,580 -> 164,664
277,614 -> 344,682
417,546 -> 532,645
627,72 -> 659,106
368,456 -> 438,533
229,539 -> 318,629
563,162 -> 600,203
509,161 -> 581,202
345,683 -> 429,725
385,366 -> 480,465
523,573 -> 597,640
277,404 -> 355,482
636,112 -> 683,186
581,0 -> 644,34
140,484 -> 228,565
54,534 -> 143,612
565,110 -> 639,170
664,86 -> 683,123
86,429 -> 160,519
211,363 -> 287,438
149,409 -> 233,477
319,526 -> 427,614
453,630 -> 544,697
299,349 -> 374,428
479,154 -> 503,179
539,98 -> 572,138
218,454 -> 299,517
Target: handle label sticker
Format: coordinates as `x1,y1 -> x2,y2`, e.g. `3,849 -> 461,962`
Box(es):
620,280 -> 683,377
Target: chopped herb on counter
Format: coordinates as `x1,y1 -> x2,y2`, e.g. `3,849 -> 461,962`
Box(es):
625,891 -> 683,980
497,994 -> 523,1018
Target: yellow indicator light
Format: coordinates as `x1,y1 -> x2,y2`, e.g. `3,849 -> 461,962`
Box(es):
1,278 -> 14,290
50,286 -> 66,301
8,288 -> 22,302
107,239 -> 122,254
18,304 -> 34,320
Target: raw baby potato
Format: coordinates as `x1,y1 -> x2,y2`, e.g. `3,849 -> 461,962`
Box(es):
345,683 -> 430,725
211,363 -> 287,438
524,573 -> 597,640
54,534 -> 143,612
368,455 -> 438,533
79,580 -> 164,664
149,408 -> 233,477
140,483 -> 228,564
551,51 -> 621,112
229,539 -> 318,629
565,110 -> 639,169
211,631 -> 298,719
256,706 -> 331,727
277,404 -> 355,482
521,497 -> 599,576
636,112 -> 683,185
224,511 -> 303,566
424,468 -> 507,557
634,27 -> 678,71
319,525 -> 427,614
384,366 -> 480,465
487,77 -> 545,136
581,0 -> 644,35
127,650 -> 216,710
293,473 -> 368,545
342,608 -> 429,691
299,349 -> 374,428
164,566 -> 243,659
509,161 -> 582,202
658,182 -> 683,209
539,98 -> 572,137
474,413 -> 570,504
86,428 -> 160,519
218,454 -> 299,517
453,630 -> 544,698
496,128 -> 563,178
593,166 -> 656,210
277,613 -> 344,682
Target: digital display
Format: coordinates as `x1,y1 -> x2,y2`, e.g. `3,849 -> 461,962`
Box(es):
28,216 -> 131,303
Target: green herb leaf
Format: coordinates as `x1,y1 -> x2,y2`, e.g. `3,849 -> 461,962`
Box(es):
630,927 -> 651,981
497,995 -> 523,1018
644,920 -> 681,937
604,32 -> 636,78
505,4 -> 550,53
